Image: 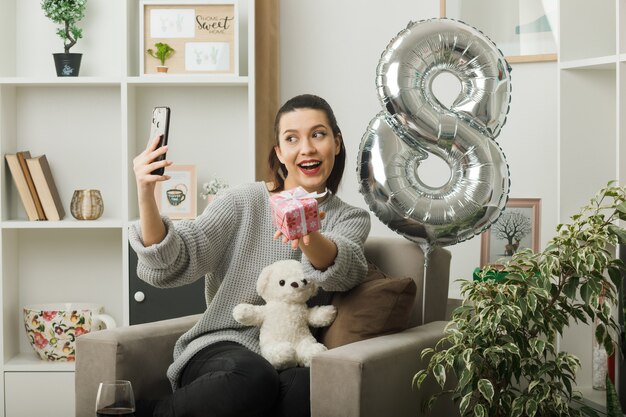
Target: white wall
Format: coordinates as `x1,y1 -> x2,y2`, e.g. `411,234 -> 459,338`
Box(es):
280,0 -> 558,298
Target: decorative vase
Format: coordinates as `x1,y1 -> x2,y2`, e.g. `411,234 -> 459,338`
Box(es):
53,53 -> 82,77
23,302 -> 115,361
70,189 -> 104,220
592,315 -> 608,390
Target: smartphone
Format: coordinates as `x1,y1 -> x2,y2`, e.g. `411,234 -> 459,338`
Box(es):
149,106 -> 171,175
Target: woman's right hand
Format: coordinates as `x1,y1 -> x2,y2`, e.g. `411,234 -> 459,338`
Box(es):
133,135 -> 172,197
134,135 -> 171,246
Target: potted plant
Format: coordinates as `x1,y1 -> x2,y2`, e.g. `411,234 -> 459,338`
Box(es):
200,178 -> 228,204
147,43 -> 175,73
415,182 -> 626,417
41,0 -> 87,77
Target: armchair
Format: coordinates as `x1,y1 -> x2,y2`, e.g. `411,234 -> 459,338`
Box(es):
75,237 -> 457,417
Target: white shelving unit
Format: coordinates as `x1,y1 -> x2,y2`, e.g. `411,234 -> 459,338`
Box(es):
558,0 -> 622,405
0,0 -> 255,416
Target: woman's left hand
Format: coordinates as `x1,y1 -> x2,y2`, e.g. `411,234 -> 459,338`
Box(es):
273,230 -> 310,249
273,212 -> 325,249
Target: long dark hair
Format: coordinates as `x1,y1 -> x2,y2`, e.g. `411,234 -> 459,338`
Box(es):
267,94 -> 346,194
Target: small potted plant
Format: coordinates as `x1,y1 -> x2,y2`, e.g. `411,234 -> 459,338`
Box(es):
201,178 -> 228,204
147,43 -> 175,73
41,0 -> 87,77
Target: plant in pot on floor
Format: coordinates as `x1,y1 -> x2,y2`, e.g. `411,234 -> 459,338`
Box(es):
41,0 -> 87,77
147,43 -> 175,74
415,182 -> 626,417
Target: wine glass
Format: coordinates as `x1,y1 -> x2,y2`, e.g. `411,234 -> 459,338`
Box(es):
95,380 -> 136,416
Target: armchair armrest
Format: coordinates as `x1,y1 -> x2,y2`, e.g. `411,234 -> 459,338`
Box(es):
311,321 -> 458,417
75,314 -> 200,417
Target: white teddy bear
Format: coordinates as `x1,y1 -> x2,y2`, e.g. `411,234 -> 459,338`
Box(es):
232,259 -> 337,370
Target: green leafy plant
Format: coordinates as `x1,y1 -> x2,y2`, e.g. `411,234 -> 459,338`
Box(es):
606,376 -> 624,417
415,182 -> 626,417
41,0 -> 87,53
147,43 -> 175,66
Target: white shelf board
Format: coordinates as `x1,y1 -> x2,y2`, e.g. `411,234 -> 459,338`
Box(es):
0,77 -> 122,86
0,219 -> 123,229
4,352 -> 74,372
126,75 -> 249,87
559,55 -> 617,70
620,53 -> 626,62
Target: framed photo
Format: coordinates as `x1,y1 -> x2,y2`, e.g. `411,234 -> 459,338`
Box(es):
140,0 -> 238,75
155,165 -> 197,219
480,198 -> 541,267
440,0 -> 557,63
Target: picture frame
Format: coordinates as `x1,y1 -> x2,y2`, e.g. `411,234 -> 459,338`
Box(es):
440,0 -> 557,63
140,0 -> 238,75
155,164 -> 197,219
480,198 -> 541,267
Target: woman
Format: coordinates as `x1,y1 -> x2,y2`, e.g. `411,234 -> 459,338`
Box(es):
130,94 -> 371,417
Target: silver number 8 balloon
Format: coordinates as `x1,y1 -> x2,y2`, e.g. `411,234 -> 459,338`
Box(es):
358,18 -> 512,249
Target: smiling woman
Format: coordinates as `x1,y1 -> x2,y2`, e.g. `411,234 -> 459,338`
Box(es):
268,94 -> 347,195
129,92 -> 370,417
274,114 -> 341,194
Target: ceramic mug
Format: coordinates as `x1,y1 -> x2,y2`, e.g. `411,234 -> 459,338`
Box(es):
23,303 -> 116,361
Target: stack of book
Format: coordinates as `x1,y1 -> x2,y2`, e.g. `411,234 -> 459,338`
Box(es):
5,151 -> 65,221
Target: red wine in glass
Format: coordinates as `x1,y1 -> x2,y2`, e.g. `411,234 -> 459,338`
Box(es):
95,380 -> 135,417
96,407 -> 135,416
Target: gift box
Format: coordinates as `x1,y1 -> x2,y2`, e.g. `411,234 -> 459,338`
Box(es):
270,187 -> 323,240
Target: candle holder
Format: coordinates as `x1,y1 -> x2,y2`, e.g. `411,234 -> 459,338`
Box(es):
70,189 -> 104,220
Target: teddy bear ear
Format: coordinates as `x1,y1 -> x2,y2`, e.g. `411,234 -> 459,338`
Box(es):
256,266 -> 272,296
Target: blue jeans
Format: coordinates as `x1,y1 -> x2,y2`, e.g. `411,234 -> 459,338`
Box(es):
146,341 -> 311,417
